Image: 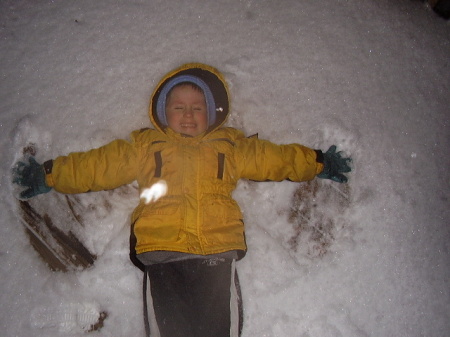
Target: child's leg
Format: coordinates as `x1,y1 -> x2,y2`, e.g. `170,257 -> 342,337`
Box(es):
146,258 -> 240,337
147,260 -> 196,337
231,260 -> 244,337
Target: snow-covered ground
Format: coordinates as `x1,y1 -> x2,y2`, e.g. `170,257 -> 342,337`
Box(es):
1,0 -> 449,336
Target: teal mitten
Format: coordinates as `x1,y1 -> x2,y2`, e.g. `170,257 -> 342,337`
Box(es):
317,145 -> 352,183
12,157 -> 52,199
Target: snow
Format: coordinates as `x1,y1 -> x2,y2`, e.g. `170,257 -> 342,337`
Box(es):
1,0 -> 449,336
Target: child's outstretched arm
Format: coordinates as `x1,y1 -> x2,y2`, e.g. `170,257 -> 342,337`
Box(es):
235,136 -> 323,182
12,137 -> 141,198
46,139 -> 138,194
235,135 -> 351,183
12,156 -> 52,199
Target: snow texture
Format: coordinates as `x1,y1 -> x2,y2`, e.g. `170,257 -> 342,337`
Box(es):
1,0 -> 449,336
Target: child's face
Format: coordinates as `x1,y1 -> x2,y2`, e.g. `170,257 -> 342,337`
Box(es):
166,85 -> 208,137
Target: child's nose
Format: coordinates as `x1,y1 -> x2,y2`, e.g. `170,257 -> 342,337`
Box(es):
184,107 -> 194,117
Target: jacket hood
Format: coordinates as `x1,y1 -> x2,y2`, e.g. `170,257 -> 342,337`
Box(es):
149,63 -> 230,135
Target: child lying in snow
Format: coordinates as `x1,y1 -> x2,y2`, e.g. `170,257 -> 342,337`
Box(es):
13,63 -> 351,337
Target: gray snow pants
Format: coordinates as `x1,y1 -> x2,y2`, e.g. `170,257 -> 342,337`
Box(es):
143,258 -> 243,337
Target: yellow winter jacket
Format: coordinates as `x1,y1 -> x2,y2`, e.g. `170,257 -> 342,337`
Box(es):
45,63 -> 323,257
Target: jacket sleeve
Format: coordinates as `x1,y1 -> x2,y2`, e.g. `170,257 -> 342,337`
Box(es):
234,136 -> 323,182
45,136 -> 140,194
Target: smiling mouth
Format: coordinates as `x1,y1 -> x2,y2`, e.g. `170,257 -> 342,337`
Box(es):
180,123 -> 197,128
